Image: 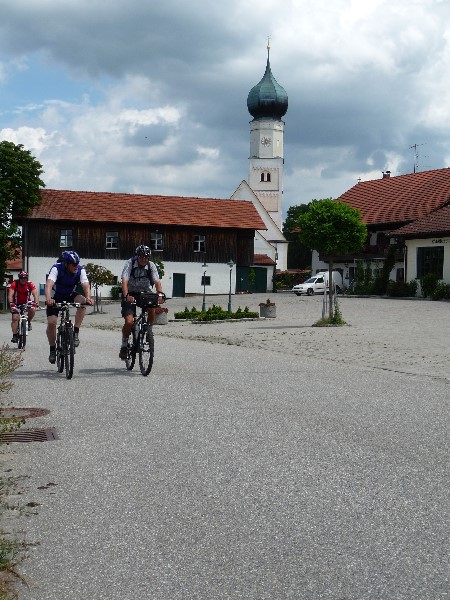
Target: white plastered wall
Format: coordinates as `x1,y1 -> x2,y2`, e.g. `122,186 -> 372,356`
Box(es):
27,257 -> 238,299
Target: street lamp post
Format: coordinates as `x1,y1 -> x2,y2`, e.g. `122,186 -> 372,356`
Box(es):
201,261 -> 207,312
227,260 -> 235,313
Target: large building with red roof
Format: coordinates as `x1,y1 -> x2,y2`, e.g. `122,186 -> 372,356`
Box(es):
21,189 -> 270,297
312,168 -> 450,288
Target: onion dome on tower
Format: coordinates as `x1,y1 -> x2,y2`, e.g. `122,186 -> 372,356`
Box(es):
247,44 -> 288,121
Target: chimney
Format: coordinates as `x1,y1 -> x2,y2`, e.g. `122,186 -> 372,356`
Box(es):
382,171 -> 391,179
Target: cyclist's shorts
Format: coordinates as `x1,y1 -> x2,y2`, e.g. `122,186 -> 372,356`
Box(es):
46,292 -> 78,317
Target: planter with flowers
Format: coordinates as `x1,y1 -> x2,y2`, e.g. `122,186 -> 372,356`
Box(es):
259,298 -> 276,318
154,306 -> 169,325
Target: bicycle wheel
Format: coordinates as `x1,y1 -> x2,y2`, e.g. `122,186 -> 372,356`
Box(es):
125,323 -> 138,371
18,319 -> 27,349
138,324 -> 154,376
56,329 -> 65,373
64,327 -> 75,380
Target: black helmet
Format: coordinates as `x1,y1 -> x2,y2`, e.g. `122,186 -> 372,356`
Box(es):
135,245 -> 151,258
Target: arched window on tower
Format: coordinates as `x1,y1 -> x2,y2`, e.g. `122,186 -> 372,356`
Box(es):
260,172 -> 271,182
260,173 -> 265,182
266,173 -> 271,182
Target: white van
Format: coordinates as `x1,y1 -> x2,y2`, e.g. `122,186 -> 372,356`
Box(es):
292,271 -> 343,296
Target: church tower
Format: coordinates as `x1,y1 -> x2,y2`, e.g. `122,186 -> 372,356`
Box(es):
247,43 -> 288,231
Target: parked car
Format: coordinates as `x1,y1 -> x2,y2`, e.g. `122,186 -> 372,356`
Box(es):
292,271 -> 343,296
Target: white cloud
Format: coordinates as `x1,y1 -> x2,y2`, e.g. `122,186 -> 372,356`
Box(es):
1,0 -> 450,211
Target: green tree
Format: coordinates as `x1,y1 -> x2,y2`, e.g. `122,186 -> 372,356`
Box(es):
85,263 -> 115,312
0,141 -> 45,281
152,256 -> 165,278
298,198 -> 367,319
282,203 -> 312,268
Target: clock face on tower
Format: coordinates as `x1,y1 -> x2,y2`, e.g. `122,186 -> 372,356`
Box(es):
261,136 -> 272,147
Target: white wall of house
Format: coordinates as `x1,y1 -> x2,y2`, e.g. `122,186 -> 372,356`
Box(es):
231,180 -> 288,271
27,257 -> 238,299
311,249 -> 403,287
405,237 -> 450,283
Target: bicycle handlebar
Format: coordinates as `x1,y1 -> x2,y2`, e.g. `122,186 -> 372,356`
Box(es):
54,302 -> 87,308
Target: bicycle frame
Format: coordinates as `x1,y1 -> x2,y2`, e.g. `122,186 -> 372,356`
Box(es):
54,302 -> 81,380
14,304 -> 33,349
125,292 -> 159,376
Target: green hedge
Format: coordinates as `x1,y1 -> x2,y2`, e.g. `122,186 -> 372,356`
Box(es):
174,304 -> 259,320
386,280 -> 418,297
431,282 -> 450,300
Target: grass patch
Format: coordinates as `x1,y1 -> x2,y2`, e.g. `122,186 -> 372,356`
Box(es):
313,301 -> 347,327
0,345 -> 27,599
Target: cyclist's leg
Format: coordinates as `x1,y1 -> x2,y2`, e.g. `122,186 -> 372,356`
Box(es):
11,312 -> 19,336
27,306 -> 36,328
73,293 -> 87,329
46,303 -> 59,363
46,314 -> 58,346
120,301 -> 135,359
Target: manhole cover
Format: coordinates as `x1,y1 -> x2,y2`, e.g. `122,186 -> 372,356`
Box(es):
0,428 -> 58,444
0,408 -> 50,421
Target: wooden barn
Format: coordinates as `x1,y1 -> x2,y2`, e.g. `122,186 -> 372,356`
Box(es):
21,189 -> 271,297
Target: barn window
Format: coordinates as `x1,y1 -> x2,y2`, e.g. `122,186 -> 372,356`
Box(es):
194,235 -> 206,253
151,232 -> 163,251
60,229 -> 73,248
106,231 -> 118,249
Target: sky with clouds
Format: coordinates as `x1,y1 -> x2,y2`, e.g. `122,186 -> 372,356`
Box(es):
1,0 -> 450,221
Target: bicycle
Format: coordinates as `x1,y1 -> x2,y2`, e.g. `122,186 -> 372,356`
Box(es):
13,303 -> 39,349
124,292 -> 162,376
54,302 -> 83,380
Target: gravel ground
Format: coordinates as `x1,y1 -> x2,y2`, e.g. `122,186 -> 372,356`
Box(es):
0,292 -> 448,600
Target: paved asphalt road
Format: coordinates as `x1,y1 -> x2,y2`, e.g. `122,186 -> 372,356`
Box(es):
0,296 -> 448,599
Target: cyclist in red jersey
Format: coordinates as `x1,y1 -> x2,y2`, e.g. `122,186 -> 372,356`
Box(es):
8,272 -> 39,343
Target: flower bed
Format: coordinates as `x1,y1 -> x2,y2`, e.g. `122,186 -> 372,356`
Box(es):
174,304 -> 259,321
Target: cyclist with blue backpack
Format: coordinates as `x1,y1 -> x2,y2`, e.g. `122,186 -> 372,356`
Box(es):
119,244 -> 165,360
45,251 -> 93,364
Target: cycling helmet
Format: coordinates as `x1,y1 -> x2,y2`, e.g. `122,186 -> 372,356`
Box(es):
135,245 -> 151,258
62,251 -> 80,264
18,271 -> 28,279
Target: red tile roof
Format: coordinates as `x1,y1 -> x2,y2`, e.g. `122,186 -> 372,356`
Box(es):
339,168 -> 450,226
391,204 -> 450,237
253,254 -> 275,266
28,189 -> 267,230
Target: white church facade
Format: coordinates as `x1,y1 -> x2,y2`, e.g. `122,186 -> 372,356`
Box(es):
234,44 -> 289,273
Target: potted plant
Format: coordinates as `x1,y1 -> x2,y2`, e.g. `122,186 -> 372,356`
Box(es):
259,298 -> 276,318
154,306 -> 169,325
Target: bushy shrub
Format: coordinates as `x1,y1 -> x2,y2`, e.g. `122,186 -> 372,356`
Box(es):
386,280 -> 418,297
420,273 -> 440,298
110,285 -> 122,300
174,305 -> 258,320
431,282 -> 450,301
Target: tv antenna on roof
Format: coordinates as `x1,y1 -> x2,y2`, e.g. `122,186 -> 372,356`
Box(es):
409,143 -> 426,173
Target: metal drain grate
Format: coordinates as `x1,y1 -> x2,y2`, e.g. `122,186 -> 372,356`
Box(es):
0,428 -> 58,444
